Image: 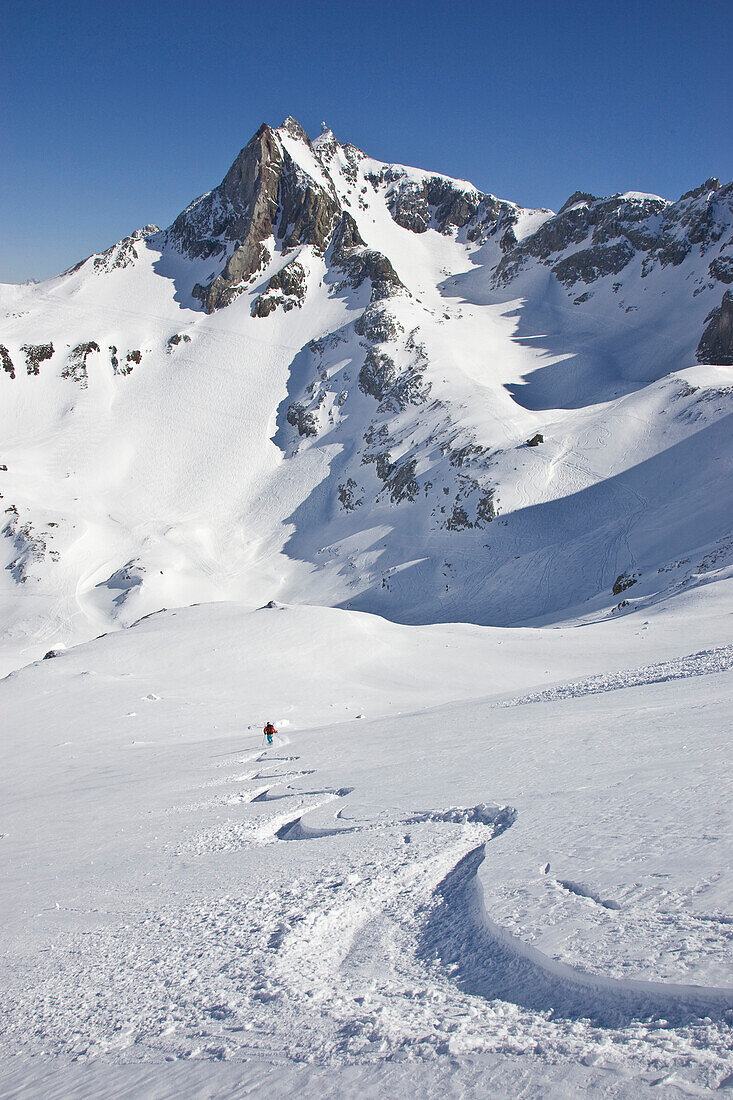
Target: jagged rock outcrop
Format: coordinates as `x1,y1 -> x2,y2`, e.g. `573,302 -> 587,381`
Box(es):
558,191 -> 597,213
22,343 -> 54,376
63,225 -> 160,277
465,197 -> 521,245
354,305 -> 404,343
332,212 -> 406,301
61,342 -> 100,386
168,122 -> 341,313
107,346 -> 140,375
493,192 -> 666,288
0,345 -> 15,379
166,333 -> 191,353
491,179 -> 733,293
552,241 -> 636,287
176,124 -> 284,311
252,261 -> 307,317
286,401 -> 318,437
278,164 -> 339,253
382,457 -> 419,503
337,478 -> 363,510
697,290 -> 733,365
331,211 -> 366,255
359,348 -> 397,400
709,257 -> 733,284
367,167 -> 482,234
612,571 -> 639,596
93,226 -> 160,274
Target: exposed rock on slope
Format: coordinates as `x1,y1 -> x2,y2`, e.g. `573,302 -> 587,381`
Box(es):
331,212 -> 407,300
697,290 -> 733,365
1,114 -> 732,663
168,122 -> 340,312
252,261 -> 308,317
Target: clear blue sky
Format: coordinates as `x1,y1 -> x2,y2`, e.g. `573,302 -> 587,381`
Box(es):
2,0 -> 731,283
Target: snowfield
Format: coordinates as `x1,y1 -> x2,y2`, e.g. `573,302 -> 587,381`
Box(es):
1,116 -> 732,1095
1,585 -> 732,1096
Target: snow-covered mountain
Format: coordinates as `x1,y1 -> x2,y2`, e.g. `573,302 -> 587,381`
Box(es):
2,117 -> 733,1096
1,116 -> 732,672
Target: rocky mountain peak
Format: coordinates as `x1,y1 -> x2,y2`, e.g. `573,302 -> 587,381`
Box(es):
279,116 -> 312,144
679,177 -> 721,202
166,118 -> 344,312
558,191 -> 597,214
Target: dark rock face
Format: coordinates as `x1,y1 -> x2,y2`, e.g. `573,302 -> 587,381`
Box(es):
448,443 -> 490,468
354,305 -> 404,343
167,333 -> 191,352
493,193 -> 667,288
466,197 -> 520,245
337,478 -> 362,510
526,433 -> 544,446
370,168 -> 482,235
0,345 -> 15,379
709,256 -> 733,284
552,242 -> 635,287
170,121 -> 340,313
280,116 -> 311,143
380,369 -> 430,413
679,177 -> 720,202
181,125 -> 285,312
331,213 -> 406,302
558,191 -> 597,214
61,342 -> 100,386
331,210 -> 403,300
286,402 -> 318,437
696,290 -> 733,365
278,162 -> 340,253
612,571 -> 639,596
331,211 -> 365,256
446,502 -> 471,530
252,261 -> 307,317
340,251 -> 405,301
383,457 -> 419,503
476,488 -> 497,524
22,343 -> 54,376
359,348 -> 397,400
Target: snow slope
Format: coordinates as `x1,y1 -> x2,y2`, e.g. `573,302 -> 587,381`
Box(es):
1,117 -> 732,1096
1,586 -> 732,1096
0,119 -> 732,673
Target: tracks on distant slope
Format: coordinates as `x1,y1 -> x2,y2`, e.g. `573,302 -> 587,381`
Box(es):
497,644 -> 733,708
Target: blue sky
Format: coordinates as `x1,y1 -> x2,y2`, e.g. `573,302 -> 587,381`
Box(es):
2,0 -> 731,282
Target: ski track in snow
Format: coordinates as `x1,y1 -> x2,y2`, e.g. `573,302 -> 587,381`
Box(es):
3,731 -> 731,1089
497,644 -> 733,707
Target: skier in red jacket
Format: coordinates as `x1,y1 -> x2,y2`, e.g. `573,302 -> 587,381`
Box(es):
264,721 -> 277,745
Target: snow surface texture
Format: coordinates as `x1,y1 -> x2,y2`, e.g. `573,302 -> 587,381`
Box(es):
1,119 -> 732,1096
0,119 -> 731,673
1,588 -> 732,1097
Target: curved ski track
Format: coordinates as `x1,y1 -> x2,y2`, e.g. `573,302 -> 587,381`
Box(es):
2,733 -> 731,1084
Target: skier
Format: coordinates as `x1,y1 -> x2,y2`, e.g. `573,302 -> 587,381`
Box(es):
263,720 -> 277,745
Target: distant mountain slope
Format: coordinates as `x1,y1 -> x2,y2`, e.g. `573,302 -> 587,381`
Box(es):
0,117 -> 732,671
